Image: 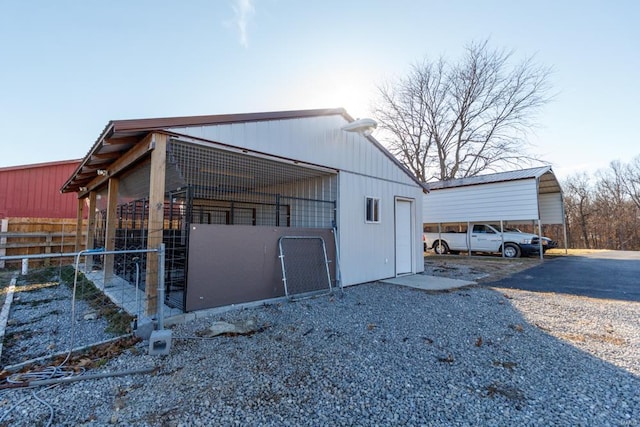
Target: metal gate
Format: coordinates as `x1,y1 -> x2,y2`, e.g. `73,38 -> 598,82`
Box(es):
278,236 -> 333,300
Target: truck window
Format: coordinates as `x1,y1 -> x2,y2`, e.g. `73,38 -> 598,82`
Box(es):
473,224 -> 495,234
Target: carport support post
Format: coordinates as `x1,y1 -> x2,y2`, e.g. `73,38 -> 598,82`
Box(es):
500,220 -> 505,258
467,222 -> 471,257
145,133 -> 167,315
538,220 -> 543,260
437,223 -> 441,253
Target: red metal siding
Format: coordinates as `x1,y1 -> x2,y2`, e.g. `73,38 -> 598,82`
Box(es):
0,160 -> 81,219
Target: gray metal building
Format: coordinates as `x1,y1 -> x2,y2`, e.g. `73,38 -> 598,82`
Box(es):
62,108 -> 426,312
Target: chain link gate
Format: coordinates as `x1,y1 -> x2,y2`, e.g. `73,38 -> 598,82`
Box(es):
278,236 -> 333,300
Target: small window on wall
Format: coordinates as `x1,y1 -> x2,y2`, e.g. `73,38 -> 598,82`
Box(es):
365,197 -> 380,223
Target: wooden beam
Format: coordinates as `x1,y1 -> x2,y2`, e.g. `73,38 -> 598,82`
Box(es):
85,192 -> 97,270
0,219 -> 7,269
90,151 -> 122,161
74,197 -> 84,252
103,178 -> 119,281
104,135 -> 140,146
78,133 -> 157,198
145,133 -> 167,315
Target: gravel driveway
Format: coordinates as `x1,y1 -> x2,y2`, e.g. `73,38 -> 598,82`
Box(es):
1,280 -> 638,426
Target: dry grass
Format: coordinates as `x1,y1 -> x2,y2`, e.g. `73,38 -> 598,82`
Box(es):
424,253 -> 540,283
544,248 -> 611,256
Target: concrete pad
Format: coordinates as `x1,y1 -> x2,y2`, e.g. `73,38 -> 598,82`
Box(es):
380,274 -> 475,291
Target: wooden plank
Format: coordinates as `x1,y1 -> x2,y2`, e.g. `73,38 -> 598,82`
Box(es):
0,219 -> 7,268
1,241 -> 82,250
0,232 -> 80,238
145,133 -> 167,315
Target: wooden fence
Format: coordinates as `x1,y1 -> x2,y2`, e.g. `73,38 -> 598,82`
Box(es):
0,217 -> 86,268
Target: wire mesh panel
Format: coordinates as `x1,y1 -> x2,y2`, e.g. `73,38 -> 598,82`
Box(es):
168,140 -> 338,229
278,236 -> 333,299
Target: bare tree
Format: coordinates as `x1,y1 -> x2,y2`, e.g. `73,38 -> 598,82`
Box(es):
621,155 -> 640,210
562,159 -> 640,251
563,173 -> 595,249
596,162 -> 628,249
374,40 -> 553,181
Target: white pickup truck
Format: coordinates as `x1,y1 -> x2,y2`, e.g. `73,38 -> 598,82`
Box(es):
423,223 -> 552,258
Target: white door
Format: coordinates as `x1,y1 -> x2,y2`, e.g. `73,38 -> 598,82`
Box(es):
395,199 -> 413,275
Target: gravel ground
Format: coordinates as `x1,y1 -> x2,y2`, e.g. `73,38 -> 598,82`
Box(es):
1,279 -> 118,368
1,281 -> 638,426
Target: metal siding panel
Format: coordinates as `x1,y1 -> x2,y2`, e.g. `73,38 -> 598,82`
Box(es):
539,192 -> 564,224
0,163 -> 79,218
171,115 -> 419,188
424,179 -> 539,223
339,172 -> 423,286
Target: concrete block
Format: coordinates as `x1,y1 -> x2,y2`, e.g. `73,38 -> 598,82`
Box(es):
148,329 -> 172,356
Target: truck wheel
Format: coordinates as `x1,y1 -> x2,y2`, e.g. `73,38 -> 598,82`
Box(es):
433,241 -> 449,255
503,243 -> 521,258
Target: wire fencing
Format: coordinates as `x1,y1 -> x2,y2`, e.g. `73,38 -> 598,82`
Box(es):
0,247 -> 167,372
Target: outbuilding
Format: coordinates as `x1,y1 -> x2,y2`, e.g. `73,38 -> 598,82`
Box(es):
0,159 -> 83,265
422,166 -> 566,257
62,108 -> 426,312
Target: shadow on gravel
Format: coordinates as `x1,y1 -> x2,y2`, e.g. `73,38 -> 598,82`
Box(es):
485,254 -> 640,302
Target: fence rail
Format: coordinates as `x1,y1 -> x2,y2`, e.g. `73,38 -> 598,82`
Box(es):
0,231 -> 85,269
0,218 -> 86,269
0,231 -> 85,248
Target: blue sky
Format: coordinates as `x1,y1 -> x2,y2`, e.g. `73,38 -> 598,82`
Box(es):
1,0 -> 638,179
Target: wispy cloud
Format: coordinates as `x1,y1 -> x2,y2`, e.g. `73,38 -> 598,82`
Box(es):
232,0 -> 255,48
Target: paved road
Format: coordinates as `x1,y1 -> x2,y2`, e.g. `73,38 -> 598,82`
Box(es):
488,251 -> 640,302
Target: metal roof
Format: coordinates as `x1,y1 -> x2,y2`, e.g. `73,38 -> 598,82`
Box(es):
61,108 -> 427,194
426,166 -> 562,194
0,159 -> 81,172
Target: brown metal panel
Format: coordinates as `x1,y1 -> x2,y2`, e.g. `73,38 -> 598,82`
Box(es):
186,225 -> 336,311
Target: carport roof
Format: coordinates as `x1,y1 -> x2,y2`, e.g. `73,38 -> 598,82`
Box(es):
426,166 -> 562,195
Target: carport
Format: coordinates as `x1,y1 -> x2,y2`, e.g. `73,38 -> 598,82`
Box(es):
422,166 -> 567,259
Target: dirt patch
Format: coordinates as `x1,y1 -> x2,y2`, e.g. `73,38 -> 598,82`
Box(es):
423,253 -> 541,283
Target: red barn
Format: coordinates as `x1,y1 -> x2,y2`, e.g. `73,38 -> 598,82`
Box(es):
0,159 -> 81,219
1,159 -> 84,263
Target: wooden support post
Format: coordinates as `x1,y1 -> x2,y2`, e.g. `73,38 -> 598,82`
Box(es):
104,178 -> 120,282
85,192 -> 97,270
0,219 -> 7,269
75,197 -> 85,252
44,234 -> 52,265
145,133 -> 167,315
